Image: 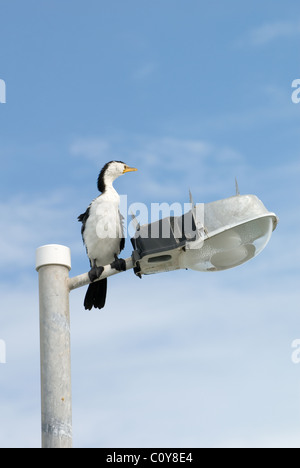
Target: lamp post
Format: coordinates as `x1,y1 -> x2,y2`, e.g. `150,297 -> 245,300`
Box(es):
36,245 -> 72,449
36,246 -> 133,449
36,191 -> 278,448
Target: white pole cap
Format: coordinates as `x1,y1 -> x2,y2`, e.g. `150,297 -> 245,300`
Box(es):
36,244 -> 72,271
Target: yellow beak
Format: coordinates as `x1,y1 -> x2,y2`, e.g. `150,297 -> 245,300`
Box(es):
123,165 -> 138,174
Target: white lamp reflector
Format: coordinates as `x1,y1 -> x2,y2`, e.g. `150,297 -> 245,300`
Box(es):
179,216 -> 274,272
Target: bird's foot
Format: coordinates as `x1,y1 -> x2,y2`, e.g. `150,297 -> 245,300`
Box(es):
88,266 -> 104,283
110,255 -> 127,272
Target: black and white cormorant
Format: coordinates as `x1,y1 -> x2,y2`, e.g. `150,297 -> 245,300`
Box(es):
78,161 -> 137,310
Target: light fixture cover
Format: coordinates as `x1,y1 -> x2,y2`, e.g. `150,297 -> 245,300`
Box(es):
131,194 -> 278,276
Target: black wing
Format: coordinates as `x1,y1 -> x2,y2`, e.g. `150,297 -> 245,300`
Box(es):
119,212 -> 125,253
78,206 -> 91,239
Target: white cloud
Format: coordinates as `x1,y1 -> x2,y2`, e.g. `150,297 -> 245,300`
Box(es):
69,134 -> 244,200
132,62 -> 157,81
70,138 -> 113,162
0,285 -> 41,448
69,271 -> 300,447
0,189 -> 81,272
220,432 -> 300,449
244,19 -> 300,46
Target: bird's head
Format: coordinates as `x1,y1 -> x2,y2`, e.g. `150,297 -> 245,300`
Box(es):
97,161 -> 137,193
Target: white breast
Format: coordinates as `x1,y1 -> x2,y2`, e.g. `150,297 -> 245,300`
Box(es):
83,190 -> 124,267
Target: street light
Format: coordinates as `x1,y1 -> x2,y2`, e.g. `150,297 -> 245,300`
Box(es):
36,187 -> 278,448
131,193 -> 278,276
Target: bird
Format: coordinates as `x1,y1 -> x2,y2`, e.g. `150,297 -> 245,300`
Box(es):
78,161 -> 137,310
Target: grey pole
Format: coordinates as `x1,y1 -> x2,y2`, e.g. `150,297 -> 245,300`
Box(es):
36,244 -> 133,448
68,256 -> 133,291
36,245 -> 72,449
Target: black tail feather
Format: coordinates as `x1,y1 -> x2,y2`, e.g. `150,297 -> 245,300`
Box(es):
84,279 -> 107,310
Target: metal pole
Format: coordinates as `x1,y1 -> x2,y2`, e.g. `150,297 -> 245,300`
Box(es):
68,256 -> 133,291
36,245 -> 72,449
36,245 -> 132,448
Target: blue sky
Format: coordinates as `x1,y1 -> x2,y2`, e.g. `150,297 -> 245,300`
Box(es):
0,0 -> 300,448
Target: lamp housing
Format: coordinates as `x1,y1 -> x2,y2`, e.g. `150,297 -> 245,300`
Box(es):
131,194 -> 278,277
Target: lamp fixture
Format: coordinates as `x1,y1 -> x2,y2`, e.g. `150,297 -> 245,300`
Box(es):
131,190 -> 278,277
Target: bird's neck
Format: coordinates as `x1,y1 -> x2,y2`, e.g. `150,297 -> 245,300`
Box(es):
102,172 -> 118,191
101,180 -> 120,203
